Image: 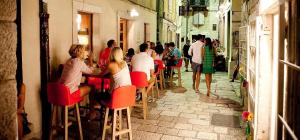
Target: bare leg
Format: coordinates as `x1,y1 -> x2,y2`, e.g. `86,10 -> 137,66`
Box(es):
192,72 -> 196,90
79,86 -> 91,97
205,74 -> 212,96
195,72 -> 201,92
146,81 -> 155,95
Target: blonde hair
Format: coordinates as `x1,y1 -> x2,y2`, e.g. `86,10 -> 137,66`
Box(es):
69,44 -> 86,58
110,47 -> 124,64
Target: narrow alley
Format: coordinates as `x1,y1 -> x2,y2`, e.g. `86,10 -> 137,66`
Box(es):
0,0 -> 299,140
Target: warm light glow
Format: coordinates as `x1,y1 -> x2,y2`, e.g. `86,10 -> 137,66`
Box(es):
130,9 -> 139,17
78,35 -> 89,45
77,14 -> 82,30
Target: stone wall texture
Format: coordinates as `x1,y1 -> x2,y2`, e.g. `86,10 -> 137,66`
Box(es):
0,81 -> 17,139
0,0 -> 17,139
0,0 -> 16,21
0,23 -> 17,80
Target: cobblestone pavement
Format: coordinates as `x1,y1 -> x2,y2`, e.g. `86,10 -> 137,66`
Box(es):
130,71 -> 246,140
64,71 -> 245,140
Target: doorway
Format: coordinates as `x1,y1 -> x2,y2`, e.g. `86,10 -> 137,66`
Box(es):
77,12 -> 93,51
120,19 -> 128,52
144,23 -> 150,42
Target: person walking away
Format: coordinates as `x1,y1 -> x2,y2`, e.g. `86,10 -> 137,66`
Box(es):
202,38 -> 216,96
182,40 -> 191,72
188,34 -> 205,93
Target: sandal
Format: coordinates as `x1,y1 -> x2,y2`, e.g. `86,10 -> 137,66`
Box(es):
195,89 -> 200,94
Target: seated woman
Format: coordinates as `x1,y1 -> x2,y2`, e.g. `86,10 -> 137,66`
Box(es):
125,48 -> 135,63
60,44 -> 93,98
108,47 -> 132,90
154,43 -> 164,60
100,47 -> 132,101
60,44 -> 97,119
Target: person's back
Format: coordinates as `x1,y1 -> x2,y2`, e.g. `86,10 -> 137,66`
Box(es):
183,44 -> 190,57
189,40 -> 204,64
131,52 -> 154,80
108,47 -> 132,89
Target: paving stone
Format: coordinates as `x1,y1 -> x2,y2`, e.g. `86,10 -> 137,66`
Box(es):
192,125 -> 214,132
196,132 -> 218,140
156,127 -> 179,135
133,130 -> 162,140
179,113 -> 198,119
184,138 -> 203,140
158,115 -> 175,122
161,135 -> 184,140
132,122 -> 142,130
178,130 -> 197,138
188,119 -> 210,125
137,124 -> 159,133
160,111 -> 180,117
173,117 -> 189,123
213,126 -> 228,134
174,123 -> 193,130
158,121 -> 176,128
219,134 -> 244,140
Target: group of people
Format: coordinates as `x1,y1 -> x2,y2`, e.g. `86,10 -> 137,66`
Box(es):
182,34 -> 217,96
58,34 -> 217,119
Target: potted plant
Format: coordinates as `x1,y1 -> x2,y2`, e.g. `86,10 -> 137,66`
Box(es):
242,111 -> 253,140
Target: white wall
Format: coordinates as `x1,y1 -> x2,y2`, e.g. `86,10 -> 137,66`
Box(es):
21,0 -> 42,137
21,0 -> 157,138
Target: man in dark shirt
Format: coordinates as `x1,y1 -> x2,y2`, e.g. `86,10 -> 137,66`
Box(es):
182,40 -> 191,72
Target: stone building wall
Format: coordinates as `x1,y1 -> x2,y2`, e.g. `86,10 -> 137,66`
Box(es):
0,0 -> 17,139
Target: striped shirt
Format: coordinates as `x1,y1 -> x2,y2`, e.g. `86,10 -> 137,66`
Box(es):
60,58 -> 93,93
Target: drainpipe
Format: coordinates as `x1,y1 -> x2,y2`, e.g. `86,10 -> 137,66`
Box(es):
39,0 -> 51,139
185,0 -> 189,43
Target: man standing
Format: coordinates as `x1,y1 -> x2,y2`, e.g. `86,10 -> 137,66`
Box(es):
188,34 -> 205,93
182,40 -> 191,72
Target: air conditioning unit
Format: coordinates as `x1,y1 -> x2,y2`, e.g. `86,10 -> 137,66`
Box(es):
193,12 -> 204,25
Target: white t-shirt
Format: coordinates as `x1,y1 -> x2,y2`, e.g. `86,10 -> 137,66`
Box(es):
188,40 -> 204,64
131,52 -> 154,80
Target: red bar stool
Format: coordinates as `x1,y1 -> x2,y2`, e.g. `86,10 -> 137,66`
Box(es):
101,86 -> 136,140
154,60 -> 165,90
130,71 -> 148,120
170,58 -> 183,87
47,83 -> 83,140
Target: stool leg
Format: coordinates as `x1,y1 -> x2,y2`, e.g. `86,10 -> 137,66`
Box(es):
102,107 -> 109,140
112,110 -> 117,140
159,71 -> 163,90
49,105 -> 57,140
142,88 -> 147,120
178,68 -> 182,87
162,70 -> 166,88
75,104 -> 83,140
118,110 -> 122,139
126,107 -> 133,140
155,78 -> 159,98
64,106 -> 68,140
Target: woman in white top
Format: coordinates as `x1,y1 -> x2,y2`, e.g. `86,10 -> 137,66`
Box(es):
108,47 -> 132,89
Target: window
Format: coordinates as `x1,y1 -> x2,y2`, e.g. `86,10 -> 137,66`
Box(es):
212,24 -> 217,31
276,1 -> 300,139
